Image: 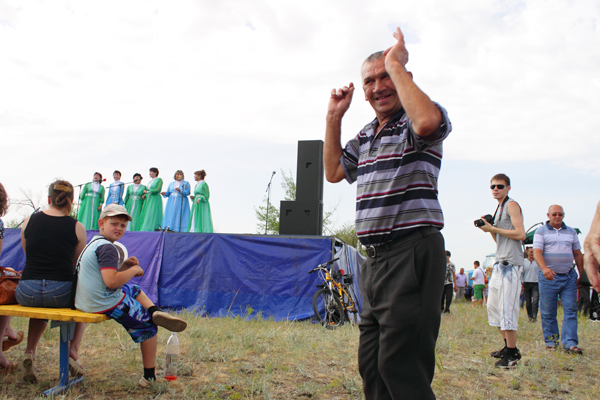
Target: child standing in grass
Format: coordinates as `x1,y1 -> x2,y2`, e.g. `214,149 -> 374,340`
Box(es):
75,204 -> 187,388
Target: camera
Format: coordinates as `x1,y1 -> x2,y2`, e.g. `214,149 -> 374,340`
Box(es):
474,214 -> 494,227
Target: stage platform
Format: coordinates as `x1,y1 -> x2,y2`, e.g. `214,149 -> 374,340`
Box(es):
0,229 -> 363,321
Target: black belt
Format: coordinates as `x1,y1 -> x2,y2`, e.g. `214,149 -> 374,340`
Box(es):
365,227 -> 440,258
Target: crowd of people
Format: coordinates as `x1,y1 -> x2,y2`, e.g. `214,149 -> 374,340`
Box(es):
77,168 -> 213,233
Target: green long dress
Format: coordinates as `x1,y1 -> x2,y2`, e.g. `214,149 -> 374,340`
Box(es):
139,178 -> 163,231
124,184 -> 147,231
77,182 -> 105,230
188,180 -> 213,233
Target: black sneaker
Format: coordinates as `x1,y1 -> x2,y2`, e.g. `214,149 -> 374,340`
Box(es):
495,353 -> 519,368
490,346 -> 507,358
491,347 -> 521,359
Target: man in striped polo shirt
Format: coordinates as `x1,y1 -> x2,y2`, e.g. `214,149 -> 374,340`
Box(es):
533,205 -> 584,354
324,27 -> 451,400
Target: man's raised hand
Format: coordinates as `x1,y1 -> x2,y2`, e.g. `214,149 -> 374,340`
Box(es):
327,83 -> 355,120
383,27 -> 409,70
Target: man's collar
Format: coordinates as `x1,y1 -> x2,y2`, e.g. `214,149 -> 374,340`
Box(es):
368,108 -> 406,135
545,220 -> 567,230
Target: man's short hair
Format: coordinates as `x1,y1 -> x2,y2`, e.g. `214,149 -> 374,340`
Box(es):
474,261 -> 480,266
491,173 -> 510,186
445,250 -> 451,257
525,246 -> 532,251
363,51 -> 384,66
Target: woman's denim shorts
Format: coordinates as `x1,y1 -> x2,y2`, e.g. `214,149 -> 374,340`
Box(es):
16,279 -> 73,308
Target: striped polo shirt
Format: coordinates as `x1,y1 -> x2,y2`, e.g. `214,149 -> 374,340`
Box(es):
533,221 -> 581,274
340,103 -> 451,246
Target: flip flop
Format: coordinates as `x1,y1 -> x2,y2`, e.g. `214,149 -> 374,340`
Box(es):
2,331 -> 24,352
0,361 -> 18,374
566,346 -> 583,355
69,357 -> 84,377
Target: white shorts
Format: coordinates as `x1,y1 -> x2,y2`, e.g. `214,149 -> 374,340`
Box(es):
487,262 -> 523,331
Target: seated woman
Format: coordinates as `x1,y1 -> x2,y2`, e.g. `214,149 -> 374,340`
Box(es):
16,180 -> 87,383
0,182 -> 24,374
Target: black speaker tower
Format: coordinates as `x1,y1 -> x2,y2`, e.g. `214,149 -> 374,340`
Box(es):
279,140 -> 324,235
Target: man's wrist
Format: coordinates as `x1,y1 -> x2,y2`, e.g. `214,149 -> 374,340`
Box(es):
326,113 -> 344,124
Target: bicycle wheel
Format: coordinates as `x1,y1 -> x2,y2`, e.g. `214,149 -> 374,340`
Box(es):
312,288 -> 345,328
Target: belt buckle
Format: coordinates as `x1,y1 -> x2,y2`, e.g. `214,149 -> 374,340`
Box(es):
366,246 -> 377,258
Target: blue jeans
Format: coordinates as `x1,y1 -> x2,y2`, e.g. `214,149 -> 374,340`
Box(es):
538,269 -> 578,348
16,279 -> 73,308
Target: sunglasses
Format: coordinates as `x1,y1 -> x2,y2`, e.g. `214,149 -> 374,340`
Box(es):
490,184 -> 505,190
551,213 -> 564,217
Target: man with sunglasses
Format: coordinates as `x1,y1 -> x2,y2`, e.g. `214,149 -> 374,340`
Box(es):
533,205 -> 583,354
324,27 -> 451,400
477,173 -> 525,368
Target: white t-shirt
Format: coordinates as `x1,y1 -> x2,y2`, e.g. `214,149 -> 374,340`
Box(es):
472,267 -> 485,285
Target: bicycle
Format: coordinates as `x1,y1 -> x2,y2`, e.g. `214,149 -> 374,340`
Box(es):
308,258 -> 359,328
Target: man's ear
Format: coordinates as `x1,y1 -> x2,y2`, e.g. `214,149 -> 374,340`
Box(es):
98,218 -> 105,229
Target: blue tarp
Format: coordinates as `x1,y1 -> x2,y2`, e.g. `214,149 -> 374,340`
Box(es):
0,229 -> 362,321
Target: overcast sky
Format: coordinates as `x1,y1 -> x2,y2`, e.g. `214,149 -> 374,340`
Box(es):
1,0 -> 599,271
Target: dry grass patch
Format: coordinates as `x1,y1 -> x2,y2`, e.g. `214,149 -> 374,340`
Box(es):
1,302 -> 599,399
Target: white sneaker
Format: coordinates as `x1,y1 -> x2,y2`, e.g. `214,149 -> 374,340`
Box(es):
138,377 -> 153,388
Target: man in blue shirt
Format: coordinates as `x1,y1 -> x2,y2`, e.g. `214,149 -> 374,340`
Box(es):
533,205 -> 583,354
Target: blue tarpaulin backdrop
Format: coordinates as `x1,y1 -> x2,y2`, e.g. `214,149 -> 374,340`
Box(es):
0,229 -> 362,321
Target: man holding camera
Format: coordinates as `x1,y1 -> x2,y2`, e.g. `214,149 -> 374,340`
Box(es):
324,27 -> 451,399
477,173 -> 526,368
533,205 -> 583,354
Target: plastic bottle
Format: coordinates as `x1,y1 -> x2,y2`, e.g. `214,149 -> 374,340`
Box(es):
164,332 -> 179,381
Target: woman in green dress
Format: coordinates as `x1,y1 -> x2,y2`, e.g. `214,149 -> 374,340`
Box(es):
77,172 -> 105,230
139,167 -> 163,231
188,170 -> 213,233
124,173 -> 147,231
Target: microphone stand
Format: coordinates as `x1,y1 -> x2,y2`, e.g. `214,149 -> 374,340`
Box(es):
73,180 -> 94,221
177,182 -> 183,232
265,171 -> 276,235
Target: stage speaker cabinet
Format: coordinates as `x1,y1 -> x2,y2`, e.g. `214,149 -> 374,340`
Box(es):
279,200 -> 323,236
296,140 -> 324,203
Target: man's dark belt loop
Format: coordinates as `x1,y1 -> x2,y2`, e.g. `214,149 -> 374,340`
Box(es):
366,227 -> 440,258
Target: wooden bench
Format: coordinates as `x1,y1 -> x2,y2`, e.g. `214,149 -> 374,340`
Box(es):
0,304 -> 108,396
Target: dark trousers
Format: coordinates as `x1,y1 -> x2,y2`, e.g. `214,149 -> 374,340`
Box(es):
523,282 -> 539,321
591,290 -> 600,320
578,286 -> 590,316
358,228 -> 445,400
441,284 -> 453,312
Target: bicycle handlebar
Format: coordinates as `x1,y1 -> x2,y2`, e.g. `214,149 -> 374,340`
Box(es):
307,257 -> 340,274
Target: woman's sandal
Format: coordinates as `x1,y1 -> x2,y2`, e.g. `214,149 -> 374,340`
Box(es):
566,346 -> 583,355
2,331 -> 24,352
69,357 -> 84,377
0,361 -> 19,374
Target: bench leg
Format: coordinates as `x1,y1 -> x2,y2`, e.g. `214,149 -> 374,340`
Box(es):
42,321 -> 84,396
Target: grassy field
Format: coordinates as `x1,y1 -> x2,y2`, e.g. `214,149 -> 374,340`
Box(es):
1,301 -> 599,399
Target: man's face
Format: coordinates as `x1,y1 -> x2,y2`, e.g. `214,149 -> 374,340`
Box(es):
548,205 -> 565,228
490,179 -> 510,201
460,268 -> 464,275
526,248 -> 534,260
362,58 -> 402,122
99,216 -> 128,242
